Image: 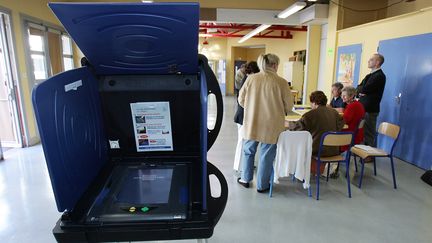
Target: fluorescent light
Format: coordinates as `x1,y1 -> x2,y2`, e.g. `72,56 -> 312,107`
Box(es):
238,24 -> 271,43
277,2 -> 307,18
141,0 -> 154,3
199,33 -> 213,38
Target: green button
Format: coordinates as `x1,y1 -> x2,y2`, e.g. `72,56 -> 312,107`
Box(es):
141,207 -> 149,213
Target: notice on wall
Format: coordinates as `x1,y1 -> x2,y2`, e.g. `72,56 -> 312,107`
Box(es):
130,102 -> 173,152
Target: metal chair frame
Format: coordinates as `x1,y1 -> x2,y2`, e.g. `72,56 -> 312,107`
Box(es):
315,131 -> 354,200
352,122 -> 401,189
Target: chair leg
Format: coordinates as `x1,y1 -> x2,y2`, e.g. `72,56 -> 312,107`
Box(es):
346,158 -> 351,198
354,155 -> 358,172
373,158 -> 377,176
326,163 -> 330,182
359,158 -> 366,188
269,168 -> 274,197
308,186 -> 312,197
316,161 -> 320,200
390,156 -> 397,189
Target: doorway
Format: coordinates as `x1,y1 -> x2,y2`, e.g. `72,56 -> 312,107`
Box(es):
0,11 -> 22,147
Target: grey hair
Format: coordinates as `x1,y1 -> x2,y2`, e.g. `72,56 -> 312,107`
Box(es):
342,86 -> 356,98
257,53 -> 280,72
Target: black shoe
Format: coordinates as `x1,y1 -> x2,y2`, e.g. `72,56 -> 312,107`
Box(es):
237,178 -> 250,188
330,171 -> 340,179
257,187 -> 270,193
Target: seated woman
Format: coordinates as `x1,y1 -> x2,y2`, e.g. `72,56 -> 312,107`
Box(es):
329,82 -> 345,112
293,91 -> 345,174
341,86 -> 365,150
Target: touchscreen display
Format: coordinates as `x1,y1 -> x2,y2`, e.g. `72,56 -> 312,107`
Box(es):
116,168 -> 173,204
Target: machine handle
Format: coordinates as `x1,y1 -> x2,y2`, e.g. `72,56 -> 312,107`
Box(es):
206,162 -> 228,226
198,54 -> 224,150
394,92 -> 402,105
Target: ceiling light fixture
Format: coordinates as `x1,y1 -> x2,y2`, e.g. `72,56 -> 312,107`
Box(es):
277,1 -> 307,18
236,1 -> 307,44
238,24 -> 271,43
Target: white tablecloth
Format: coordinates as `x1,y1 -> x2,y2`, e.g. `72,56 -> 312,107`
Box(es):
274,131 -> 312,189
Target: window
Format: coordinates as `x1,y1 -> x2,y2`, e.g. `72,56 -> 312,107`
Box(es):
28,25 -> 48,81
25,21 -> 75,84
61,35 -> 74,71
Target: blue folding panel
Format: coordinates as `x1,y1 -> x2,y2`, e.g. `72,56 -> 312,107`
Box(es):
49,2 -> 199,75
378,33 -> 432,170
32,67 -> 108,212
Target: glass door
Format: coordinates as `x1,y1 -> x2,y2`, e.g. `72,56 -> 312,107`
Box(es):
0,12 -> 22,147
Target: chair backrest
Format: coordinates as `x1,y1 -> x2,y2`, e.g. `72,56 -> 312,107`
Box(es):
321,132 -> 354,147
378,122 -> 400,139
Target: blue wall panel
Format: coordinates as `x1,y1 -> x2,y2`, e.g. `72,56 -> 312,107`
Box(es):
378,33 -> 432,170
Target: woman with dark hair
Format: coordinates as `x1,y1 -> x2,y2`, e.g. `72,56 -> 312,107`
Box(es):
293,91 -> 344,174
234,61 -> 260,125
233,61 -> 260,172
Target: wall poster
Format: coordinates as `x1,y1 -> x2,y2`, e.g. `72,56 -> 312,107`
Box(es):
335,44 -> 362,87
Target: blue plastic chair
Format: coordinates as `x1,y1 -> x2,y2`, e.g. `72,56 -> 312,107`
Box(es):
351,118 -> 365,172
350,122 -> 400,189
314,131 -> 354,200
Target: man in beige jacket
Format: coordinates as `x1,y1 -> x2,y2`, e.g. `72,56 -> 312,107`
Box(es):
237,53 -> 293,192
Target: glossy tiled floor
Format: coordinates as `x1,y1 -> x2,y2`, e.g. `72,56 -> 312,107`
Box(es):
1,96 -> 432,243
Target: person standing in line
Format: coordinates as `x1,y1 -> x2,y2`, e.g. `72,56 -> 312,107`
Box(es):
237,54 -> 293,193
233,61 -> 260,172
357,53 -> 386,147
234,64 -> 246,95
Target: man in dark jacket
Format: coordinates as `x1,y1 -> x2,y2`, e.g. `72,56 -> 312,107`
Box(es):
357,53 -> 386,146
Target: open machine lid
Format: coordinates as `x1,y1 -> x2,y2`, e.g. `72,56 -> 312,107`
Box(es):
49,2 -> 199,75
32,67 -> 108,212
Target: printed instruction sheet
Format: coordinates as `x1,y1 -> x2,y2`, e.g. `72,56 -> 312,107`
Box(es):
130,102 -> 173,152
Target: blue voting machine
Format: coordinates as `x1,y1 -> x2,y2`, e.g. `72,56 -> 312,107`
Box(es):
32,2 -> 227,242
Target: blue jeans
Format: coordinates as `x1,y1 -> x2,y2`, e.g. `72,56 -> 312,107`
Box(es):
241,140 -> 277,190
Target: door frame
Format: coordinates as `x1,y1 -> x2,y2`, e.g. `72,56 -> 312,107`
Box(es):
0,7 -> 23,147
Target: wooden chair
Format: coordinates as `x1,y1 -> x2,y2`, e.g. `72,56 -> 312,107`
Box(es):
350,122 -> 401,189
314,131 -> 354,200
